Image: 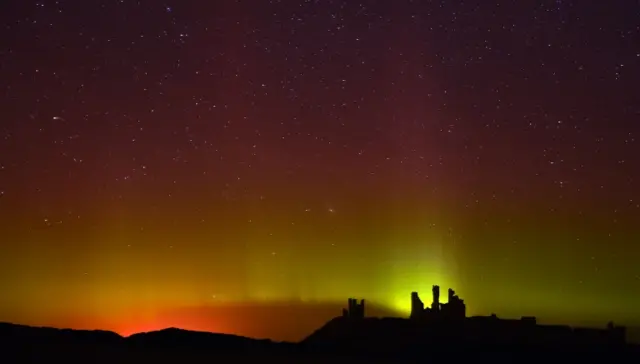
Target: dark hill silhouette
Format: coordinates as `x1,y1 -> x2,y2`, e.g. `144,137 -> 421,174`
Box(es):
2,288 -> 639,363
1,320 -> 639,363
0,322 -> 123,343
0,321 -> 299,363
0,322 -> 125,363
126,326 -> 293,353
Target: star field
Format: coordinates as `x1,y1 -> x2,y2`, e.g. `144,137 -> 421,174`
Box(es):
0,1 -> 639,341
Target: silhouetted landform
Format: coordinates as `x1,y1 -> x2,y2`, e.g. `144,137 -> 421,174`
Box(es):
2,288 -> 639,363
0,322 -> 300,363
304,286 -> 637,361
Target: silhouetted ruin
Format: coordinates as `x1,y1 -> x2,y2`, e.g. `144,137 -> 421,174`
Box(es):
409,285 -> 466,321
342,298 -> 365,319
0,288 -> 637,364
3,319 -> 638,364
337,285 -> 626,348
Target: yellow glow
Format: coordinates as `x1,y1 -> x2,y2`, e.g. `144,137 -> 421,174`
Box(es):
1,201 -> 638,342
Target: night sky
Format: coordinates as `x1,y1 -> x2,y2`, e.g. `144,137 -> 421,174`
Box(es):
0,1 -> 639,341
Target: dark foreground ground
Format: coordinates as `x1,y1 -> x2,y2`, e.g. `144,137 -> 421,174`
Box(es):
1,322 -> 639,363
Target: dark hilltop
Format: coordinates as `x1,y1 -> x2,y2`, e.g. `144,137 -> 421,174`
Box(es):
2,287 -> 639,363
